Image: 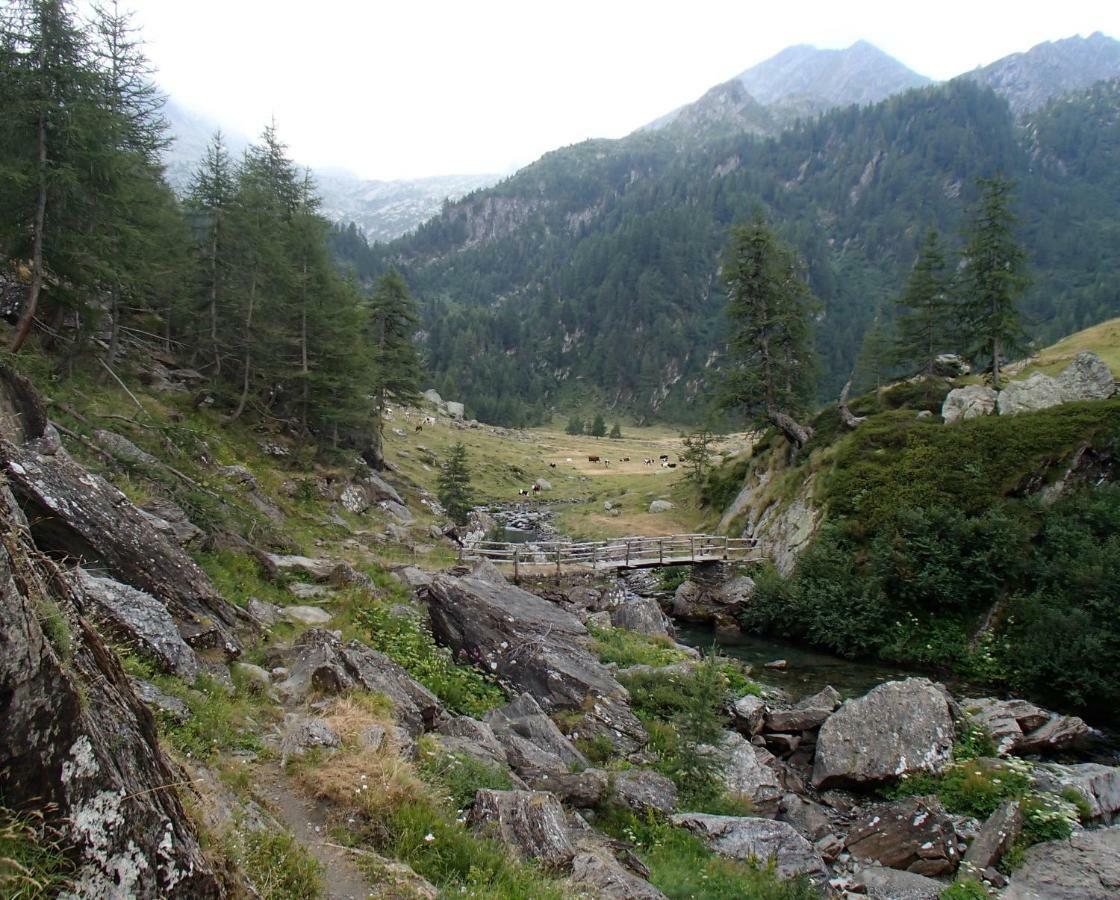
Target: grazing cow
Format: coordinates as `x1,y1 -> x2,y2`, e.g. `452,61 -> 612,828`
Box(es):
532,483 -> 541,492
518,489 -> 529,496
668,462 -> 678,468
659,454 -> 669,461
621,457 -> 630,462
565,457 -> 572,463
425,415 -> 437,425
644,458 -> 654,466
415,424 -> 423,433
588,455 -> 600,463
549,462 -> 557,468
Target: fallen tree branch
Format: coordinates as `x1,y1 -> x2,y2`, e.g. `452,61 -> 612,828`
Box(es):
837,377 -> 866,429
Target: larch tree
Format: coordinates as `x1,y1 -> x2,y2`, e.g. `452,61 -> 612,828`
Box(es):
364,269 -> 422,469
720,217 -> 818,450
438,442 -> 474,526
959,177 -> 1030,389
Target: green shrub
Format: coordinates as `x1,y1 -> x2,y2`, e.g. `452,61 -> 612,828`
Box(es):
416,744 -> 513,810
355,603 -> 506,717
954,719 -> 998,761
657,565 -> 689,592
885,758 -> 1032,819
940,879 -> 990,900
156,674 -> 267,762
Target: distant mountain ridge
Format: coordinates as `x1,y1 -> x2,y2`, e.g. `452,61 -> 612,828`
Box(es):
160,101 -> 499,243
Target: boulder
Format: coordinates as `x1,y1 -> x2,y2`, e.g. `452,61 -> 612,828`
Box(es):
569,848 -> 667,899
614,770 -> 679,816
0,487 -> 222,897
998,372 -> 1066,416
1034,763 -> 1120,823
381,499 -> 413,523
484,693 -> 588,774
0,366 -> 249,655
139,498 -> 203,546
74,569 -> 199,679
280,605 -> 333,625
1015,714 -> 1091,755
713,574 -> 756,607
701,732 -> 783,817
609,595 -> 670,637
468,790 -> 575,869
961,697 -> 1056,755
778,794 -> 834,841
527,769 -> 610,808
259,553 -> 338,581
959,799 -> 1022,879
277,628 -> 443,735
565,692 -> 649,755
1002,825 -> 1120,900
433,716 -> 510,769
670,814 -> 827,880
280,714 -> 341,763
535,477 -> 552,491
812,678 -> 954,789
844,796 -> 960,876
445,401 -> 465,419
648,500 -> 674,513
92,429 -> 161,467
730,694 -> 767,737
232,662 -> 272,688
470,558 -> 508,585
1055,350 -> 1116,401
934,354 -> 971,377
942,384 -> 998,423
422,389 -> 443,406
853,867 -> 945,900
129,677 -> 192,725
246,597 -> 279,626
287,582 -> 329,600
424,573 -> 626,711
765,685 -> 841,733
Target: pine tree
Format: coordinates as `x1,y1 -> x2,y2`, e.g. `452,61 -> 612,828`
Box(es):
564,416 -> 583,435
438,442 -> 474,526
959,177 -> 1030,389
590,414 -> 606,437
609,421 -> 622,439
720,217 -> 817,449
894,229 -> 954,383
364,269 -> 422,468
855,310 -> 894,405
680,429 -> 717,483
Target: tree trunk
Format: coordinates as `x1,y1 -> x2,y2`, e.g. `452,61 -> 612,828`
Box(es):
10,106 -> 48,354
837,377 -> 865,430
300,257 -> 308,429
105,285 -> 121,370
992,336 -> 1002,390
224,270 -> 256,424
767,406 -> 813,450
208,220 -> 221,375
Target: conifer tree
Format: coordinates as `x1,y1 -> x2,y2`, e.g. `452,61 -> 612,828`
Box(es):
609,421 -> 622,439
590,414 -> 606,437
894,229 -> 954,383
438,442 -> 474,526
720,217 -> 817,449
564,416 -> 583,435
959,177 -> 1030,389
364,269 -> 422,469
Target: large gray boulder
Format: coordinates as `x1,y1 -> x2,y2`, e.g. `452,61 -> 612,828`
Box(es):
614,770 -> 679,816
942,384 -> 997,423
468,789 -> 574,869
670,813 -> 827,880
701,732 -> 783,817
845,796 -> 960,876
569,848 -> 668,899
960,799 -> 1022,879
424,573 -> 627,711
434,716 -> 510,769
998,372 -> 1066,415
1002,825 -> 1120,900
1055,350 -> 1116,401
277,628 -> 443,735
853,867 -> 944,900
74,569 -> 199,679
765,685 -> 841,733
609,595 -> 670,637
484,693 -> 588,774
812,678 -> 954,789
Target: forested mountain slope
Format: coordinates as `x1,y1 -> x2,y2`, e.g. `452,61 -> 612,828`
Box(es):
349,77 -> 1120,426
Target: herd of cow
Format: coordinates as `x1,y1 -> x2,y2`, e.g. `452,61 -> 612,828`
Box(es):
584,453 -> 676,468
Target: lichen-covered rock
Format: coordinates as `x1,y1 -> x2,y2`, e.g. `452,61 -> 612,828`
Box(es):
609,595 -> 670,637
765,685 -> 841,733
700,732 -> 783,817
424,573 -> 626,711
1002,825 -> 1120,900
0,488 -> 221,897
844,796 -> 960,876
778,793 -> 834,841
74,569 -> 199,679
1015,713 -> 1091,755
1055,350 -> 1117,401
280,604 -> 333,625
468,789 -> 575,869
960,799 -> 1022,879
139,498 -> 204,546
730,694 -> 767,737
997,372 -> 1066,415
563,692 -> 649,754
942,384 -> 998,423
812,678 -> 954,789
648,500 -> 674,513
280,714 -> 341,764
1034,763 -> 1120,823
614,770 -> 679,816
671,813 -> 827,880
484,693 -> 588,774
0,366 -> 250,656
434,716 -> 510,768
569,848 -> 668,899
277,628 -> 443,735
853,866 -> 944,900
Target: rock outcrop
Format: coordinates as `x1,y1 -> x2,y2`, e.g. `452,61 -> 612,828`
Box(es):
0,487 -> 221,897
942,384 -> 998,423
468,789 -> 575,869
812,678 -> 954,789
424,572 -> 628,711
844,796 -> 960,876
1002,825 -> 1120,900
671,813 -> 828,879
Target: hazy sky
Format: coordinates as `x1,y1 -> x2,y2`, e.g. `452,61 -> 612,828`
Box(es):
113,0 -> 1119,180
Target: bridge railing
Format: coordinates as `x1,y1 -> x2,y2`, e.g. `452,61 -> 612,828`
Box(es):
460,533 -> 759,574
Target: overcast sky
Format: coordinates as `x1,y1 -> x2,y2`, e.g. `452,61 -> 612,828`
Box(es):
113,0 -> 1120,181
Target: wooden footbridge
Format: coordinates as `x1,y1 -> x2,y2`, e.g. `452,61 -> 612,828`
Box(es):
459,533 -> 760,577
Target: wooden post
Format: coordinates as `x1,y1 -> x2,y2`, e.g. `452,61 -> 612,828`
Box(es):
592,545 -> 598,570
723,536 -> 729,560
690,536 -> 695,562
514,546 -> 520,583
556,544 -> 562,579
625,540 -> 631,568
659,539 -> 664,566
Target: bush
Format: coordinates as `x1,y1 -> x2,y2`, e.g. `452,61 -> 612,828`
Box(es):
588,624 -> 691,668
416,743 -> 513,810
885,758 -> 1032,819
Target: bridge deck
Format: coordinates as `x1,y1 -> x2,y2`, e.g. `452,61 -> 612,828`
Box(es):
460,533 -> 760,574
